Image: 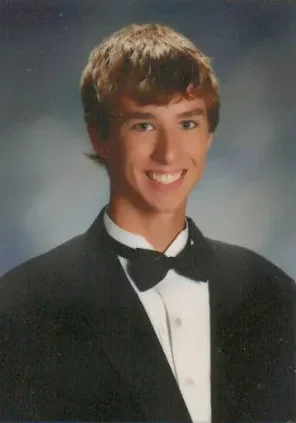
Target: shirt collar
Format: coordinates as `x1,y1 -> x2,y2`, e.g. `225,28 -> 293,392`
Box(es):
103,210 -> 189,257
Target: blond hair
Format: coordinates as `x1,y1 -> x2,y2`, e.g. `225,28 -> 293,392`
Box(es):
81,23 -> 220,167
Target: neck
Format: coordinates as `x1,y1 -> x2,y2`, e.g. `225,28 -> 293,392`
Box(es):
107,198 -> 187,252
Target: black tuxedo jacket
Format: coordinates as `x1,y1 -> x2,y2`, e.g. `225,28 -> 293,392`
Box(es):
0,208 -> 295,422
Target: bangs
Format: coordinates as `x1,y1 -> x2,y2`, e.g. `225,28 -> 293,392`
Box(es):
106,51 -> 214,106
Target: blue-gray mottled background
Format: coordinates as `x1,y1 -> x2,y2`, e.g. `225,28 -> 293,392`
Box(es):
1,0 -> 295,278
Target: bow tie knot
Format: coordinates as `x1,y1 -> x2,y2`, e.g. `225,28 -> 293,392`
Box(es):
108,235 -> 208,291
131,250 -> 178,287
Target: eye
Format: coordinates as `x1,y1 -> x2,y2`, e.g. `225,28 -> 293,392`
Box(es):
132,122 -> 154,132
179,120 -> 199,130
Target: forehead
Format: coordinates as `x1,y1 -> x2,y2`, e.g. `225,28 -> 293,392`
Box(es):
114,95 -> 207,119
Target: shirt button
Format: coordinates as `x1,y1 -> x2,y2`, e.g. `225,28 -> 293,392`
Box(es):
175,317 -> 182,327
185,377 -> 195,386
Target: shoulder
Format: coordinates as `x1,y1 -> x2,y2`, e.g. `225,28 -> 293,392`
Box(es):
1,232 -> 85,278
207,236 -> 296,297
0,233 -> 87,309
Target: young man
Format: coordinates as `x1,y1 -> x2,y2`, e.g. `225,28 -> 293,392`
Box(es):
0,23 -> 295,422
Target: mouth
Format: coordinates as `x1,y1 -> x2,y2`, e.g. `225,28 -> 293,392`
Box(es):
146,170 -> 187,185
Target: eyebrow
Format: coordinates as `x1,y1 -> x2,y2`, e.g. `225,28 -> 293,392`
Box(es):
120,112 -> 155,121
178,108 -> 206,118
120,108 -> 206,122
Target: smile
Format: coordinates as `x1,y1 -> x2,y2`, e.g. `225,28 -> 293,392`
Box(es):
147,171 -> 185,185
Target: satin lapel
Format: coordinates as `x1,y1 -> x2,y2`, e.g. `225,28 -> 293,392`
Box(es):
208,263 -> 234,423
84,210 -> 192,423
187,218 -> 235,423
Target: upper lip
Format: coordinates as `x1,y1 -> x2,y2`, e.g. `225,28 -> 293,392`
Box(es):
146,170 -> 186,174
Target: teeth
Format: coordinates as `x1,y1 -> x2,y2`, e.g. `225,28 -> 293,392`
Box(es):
148,172 -> 183,184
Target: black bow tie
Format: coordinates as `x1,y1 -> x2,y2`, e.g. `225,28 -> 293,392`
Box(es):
108,234 -> 209,291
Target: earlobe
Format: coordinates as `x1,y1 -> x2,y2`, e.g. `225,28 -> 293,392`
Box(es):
87,125 -> 110,160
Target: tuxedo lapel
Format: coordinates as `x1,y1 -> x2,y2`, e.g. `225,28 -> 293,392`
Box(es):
84,209 -> 192,422
189,219 -> 271,422
208,264 -> 236,423
187,218 -> 240,422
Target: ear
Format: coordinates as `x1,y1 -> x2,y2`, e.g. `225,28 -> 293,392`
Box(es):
87,125 -> 110,160
207,133 -> 213,150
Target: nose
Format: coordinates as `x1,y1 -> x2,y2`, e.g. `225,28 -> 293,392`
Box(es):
152,127 -> 181,164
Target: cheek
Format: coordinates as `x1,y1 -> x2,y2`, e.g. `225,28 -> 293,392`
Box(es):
111,141 -> 144,178
109,136 -> 129,168
187,139 -> 208,157
124,139 -> 152,166
186,135 -> 210,165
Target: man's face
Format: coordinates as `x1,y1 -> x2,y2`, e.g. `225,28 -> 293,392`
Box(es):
92,95 -> 212,215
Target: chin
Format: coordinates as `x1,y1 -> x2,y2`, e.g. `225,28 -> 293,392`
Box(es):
140,197 -> 187,216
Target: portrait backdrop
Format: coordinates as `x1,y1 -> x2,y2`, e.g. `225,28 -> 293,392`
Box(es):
1,0 -> 295,278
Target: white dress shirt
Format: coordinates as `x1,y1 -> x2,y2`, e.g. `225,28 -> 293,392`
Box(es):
104,211 -> 211,423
